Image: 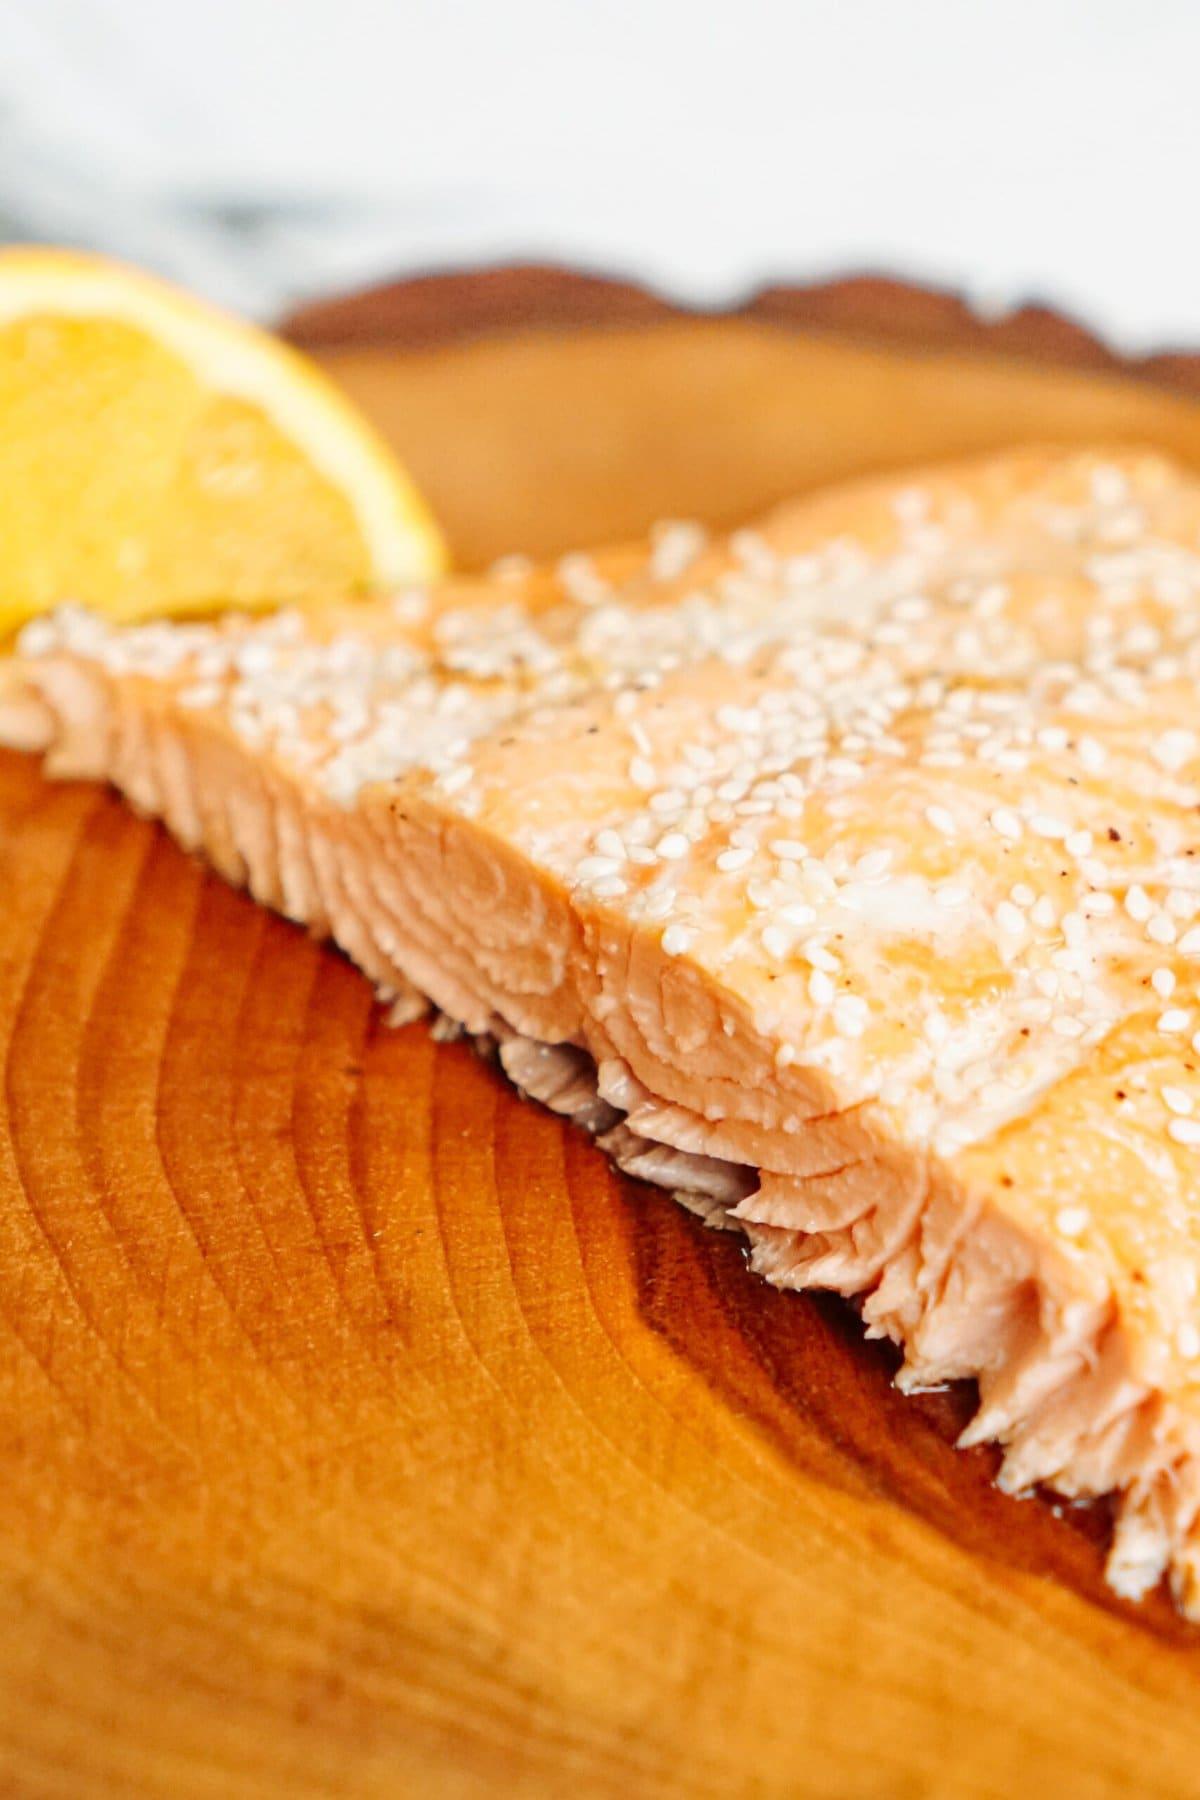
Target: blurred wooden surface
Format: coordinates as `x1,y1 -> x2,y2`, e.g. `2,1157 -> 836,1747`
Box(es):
6,272 -> 1200,1797
293,266 -> 1200,568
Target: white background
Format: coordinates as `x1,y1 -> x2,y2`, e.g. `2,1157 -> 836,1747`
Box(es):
0,0 -> 1193,346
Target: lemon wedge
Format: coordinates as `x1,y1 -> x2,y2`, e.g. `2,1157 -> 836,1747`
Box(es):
0,247 -> 445,636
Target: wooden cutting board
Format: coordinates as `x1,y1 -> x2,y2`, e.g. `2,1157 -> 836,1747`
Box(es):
7,269 -> 1200,1799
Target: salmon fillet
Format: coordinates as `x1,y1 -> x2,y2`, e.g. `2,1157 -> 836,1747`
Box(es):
8,446 -> 1200,1612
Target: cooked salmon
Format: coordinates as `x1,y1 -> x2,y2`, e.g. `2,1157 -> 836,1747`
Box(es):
8,447 -> 1200,1612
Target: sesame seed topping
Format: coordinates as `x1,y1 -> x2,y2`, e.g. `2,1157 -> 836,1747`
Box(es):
833,994 -> 869,1037
1148,913 -> 1179,946
576,855 -> 621,882
1153,728 -> 1198,772
35,450 -> 1200,1210
804,940 -> 840,973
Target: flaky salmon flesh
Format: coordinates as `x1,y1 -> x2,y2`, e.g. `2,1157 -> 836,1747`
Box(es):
12,447 -> 1200,1612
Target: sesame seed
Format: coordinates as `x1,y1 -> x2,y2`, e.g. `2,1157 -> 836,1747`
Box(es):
1160,1010 -> 1191,1034
1163,1086 -> 1194,1116
656,833 -> 689,861
576,855 -> 621,882
641,888 -> 675,921
649,788 -> 686,814
990,807 -> 1022,840
716,845 -> 754,872
808,969 -> 836,1006
1153,968 -> 1177,998
1056,1206 -> 1090,1237
1147,913 -> 1178,946
803,940 -> 840,973
924,804 -> 956,836
761,924 -> 792,959
833,995 -> 869,1037
661,923 -> 694,956
1178,1323 -> 1200,1359
1169,1117 -> 1200,1146
1153,728 -> 1197,772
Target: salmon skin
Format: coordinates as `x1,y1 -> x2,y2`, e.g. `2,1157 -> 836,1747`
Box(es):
9,447 -> 1200,1614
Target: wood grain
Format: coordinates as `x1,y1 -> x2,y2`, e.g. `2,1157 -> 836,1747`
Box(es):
7,271 -> 1200,1796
